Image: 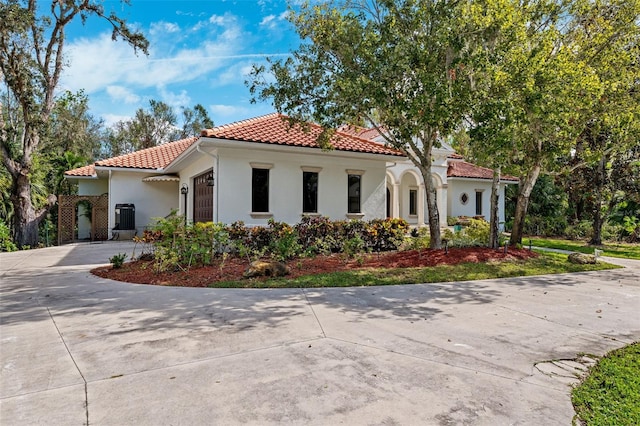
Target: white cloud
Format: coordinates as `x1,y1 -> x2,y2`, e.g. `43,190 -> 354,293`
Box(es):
212,61 -> 255,87
260,15 -> 277,29
106,85 -> 141,104
209,104 -> 247,117
260,11 -> 290,30
102,113 -> 133,127
158,87 -> 191,110
209,14 -> 226,25
60,11 -> 292,127
150,21 -> 180,36
61,14 -> 244,94
279,11 -> 290,20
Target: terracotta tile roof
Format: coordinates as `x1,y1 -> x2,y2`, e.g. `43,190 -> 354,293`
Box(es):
65,137 -> 198,177
201,113 -> 404,157
339,124 -> 466,161
96,137 -> 198,169
337,124 -> 384,141
447,161 -> 518,182
64,164 -> 96,177
65,115 -> 403,177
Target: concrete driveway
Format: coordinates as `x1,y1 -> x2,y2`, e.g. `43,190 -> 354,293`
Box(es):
1,242 -> 639,425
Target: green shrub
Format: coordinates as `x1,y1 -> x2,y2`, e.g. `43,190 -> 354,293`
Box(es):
152,247 -> 181,273
364,218 -> 409,251
442,219 -> 490,248
343,235 -> 366,259
0,220 -> 17,252
621,215 -> 640,243
524,215 -> 568,236
109,253 -> 127,269
565,220 -> 593,240
464,218 -> 490,246
296,216 -> 343,253
270,225 -> 302,261
227,220 -> 249,241
145,216 -> 411,269
405,227 -> 430,250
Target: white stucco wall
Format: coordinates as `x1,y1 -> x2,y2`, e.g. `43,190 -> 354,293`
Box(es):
77,179 -> 108,196
386,159 -> 449,227
177,146 -> 390,226
109,171 -> 179,234
447,179 -> 508,226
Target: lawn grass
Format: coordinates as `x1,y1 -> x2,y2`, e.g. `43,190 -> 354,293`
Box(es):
572,342 -> 640,425
208,251 -> 619,288
527,237 -> 640,260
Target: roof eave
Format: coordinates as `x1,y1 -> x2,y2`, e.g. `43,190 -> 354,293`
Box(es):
64,174 -> 97,180
94,165 -> 165,174
162,138 -> 204,174
447,176 -> 519,184
199,137 -> 405,161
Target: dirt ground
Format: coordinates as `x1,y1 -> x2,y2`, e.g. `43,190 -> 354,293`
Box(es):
92,247 -> 538,287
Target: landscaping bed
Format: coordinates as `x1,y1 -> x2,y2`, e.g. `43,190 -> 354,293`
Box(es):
92,246 -> 538,287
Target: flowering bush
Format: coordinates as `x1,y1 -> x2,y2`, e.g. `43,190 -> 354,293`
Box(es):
144,213 -> 411,271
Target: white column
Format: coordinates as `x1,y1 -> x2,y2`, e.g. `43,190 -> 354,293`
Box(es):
418,183 -> 425,227
439,184 -> 448,227
392,183 -> 400,218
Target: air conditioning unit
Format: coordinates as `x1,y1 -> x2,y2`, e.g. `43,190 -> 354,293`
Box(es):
114,204 -> 135,230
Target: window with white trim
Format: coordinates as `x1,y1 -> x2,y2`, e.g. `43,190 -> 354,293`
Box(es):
252,168 -> 270,213
475,190 -> 483,216
303,171 -> 319,213
409,188 -> 418,216
348,174 -> 361,214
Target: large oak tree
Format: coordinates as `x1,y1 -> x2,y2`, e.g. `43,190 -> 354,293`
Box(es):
0,0 -> 148,248
249,0 -> 487,249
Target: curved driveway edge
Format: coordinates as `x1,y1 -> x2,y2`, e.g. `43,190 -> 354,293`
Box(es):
1,242 -> 639,425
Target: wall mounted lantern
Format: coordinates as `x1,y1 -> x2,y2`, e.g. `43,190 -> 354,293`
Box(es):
206,173 -> 215,186
180,184 -> 188,226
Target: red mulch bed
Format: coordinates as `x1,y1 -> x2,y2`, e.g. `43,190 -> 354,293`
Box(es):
92,247 -> 537,287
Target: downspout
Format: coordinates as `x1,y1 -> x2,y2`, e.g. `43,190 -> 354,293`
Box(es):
108,169 -> 112,235
196,145 -> 219,223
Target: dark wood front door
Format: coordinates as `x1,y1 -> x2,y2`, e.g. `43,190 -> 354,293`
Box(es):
193,170 -> 214,223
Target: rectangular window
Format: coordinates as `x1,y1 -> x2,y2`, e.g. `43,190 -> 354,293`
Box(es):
252,168 -> 269,212
348,174 -> 361,213
409,189 -> 417,216
303,171 -> 318,213
475,190 -> 483,216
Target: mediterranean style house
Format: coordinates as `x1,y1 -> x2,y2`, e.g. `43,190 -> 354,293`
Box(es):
64,113 -> 517,240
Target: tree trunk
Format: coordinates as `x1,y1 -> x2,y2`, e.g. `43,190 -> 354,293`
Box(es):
402,132 -> 442,249
7,158 -> 56,249
419,163 -> 442,249
488,167 -> 500,249
509,163 -> 541,246
589,156 -> 607,245
11,172 -> 40,249
590,207 -> 604,245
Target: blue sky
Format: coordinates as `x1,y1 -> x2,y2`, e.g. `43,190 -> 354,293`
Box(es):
60,1 -> 301,128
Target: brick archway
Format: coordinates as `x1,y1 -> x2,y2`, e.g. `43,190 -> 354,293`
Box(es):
58,194 -> 109,245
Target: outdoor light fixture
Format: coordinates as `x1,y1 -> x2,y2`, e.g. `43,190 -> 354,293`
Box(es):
180,184 -> 188,226
206,173 -> 214,186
